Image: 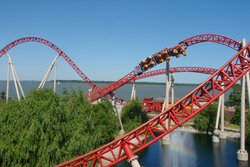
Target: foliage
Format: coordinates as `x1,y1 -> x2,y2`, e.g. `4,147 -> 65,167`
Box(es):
0,90 -> 11,101
91,99 -> 120,142
121,98 -> 149,132
245,112 -> 250,144
230,106 -> 241,125
0,91 -> 6,99
225,84 -> 249,108
0,88 -> 119,166
194,104 -> 218,134
224,82 -> 250,143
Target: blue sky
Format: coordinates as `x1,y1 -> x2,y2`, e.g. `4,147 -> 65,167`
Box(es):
1,0 -> 250,84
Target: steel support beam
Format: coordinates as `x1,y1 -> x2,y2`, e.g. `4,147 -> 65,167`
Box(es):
6,56 -> 10,103
131,80 -> 136,100
237,39 -> 248,161
54,56 -> 58,93
38,54 -> 59,89
5,52 -> 25,101
219,84 -> 226,139
113,94 -> 124,134
171,73 -> 174,105
162,59 -> 170,145
123,143 -> 141,167
213,95 -> 221,142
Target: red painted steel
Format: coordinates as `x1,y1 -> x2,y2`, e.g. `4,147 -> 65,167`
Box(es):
55,43 -> 250,166
183,34 -> 241,51
87,71 -> 137,102
0,37 -> 125,103
134,67 -> 218,81
0,37 -> 95,89
0,34 -> 241,103
0,35 -> 246,166
87,34 -> 241,102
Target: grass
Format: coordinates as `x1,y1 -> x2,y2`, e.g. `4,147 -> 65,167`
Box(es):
224,123 -> 240,130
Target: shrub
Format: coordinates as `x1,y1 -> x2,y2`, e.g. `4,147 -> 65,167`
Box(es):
194,104 -> 217,134
230,106 -> 241,125
121,98 -> 149,132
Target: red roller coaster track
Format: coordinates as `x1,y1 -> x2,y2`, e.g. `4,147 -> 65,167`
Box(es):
0,37 -> 126,103
55,42 -> 250,167
0,34 -> 245,166
134,67 -> 218,81
87,34 -> 241,102
0,34 -> 241,103
0,37 -> 95,89
54,34 -> 246,167
183,34 -> 241,51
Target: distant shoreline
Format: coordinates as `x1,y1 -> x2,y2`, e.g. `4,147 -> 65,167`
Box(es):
0,80 -> 240,87
49,80 -> 200,86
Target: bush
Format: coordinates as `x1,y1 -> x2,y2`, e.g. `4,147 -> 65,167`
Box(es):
230,106 -> 241,125
245,112 -> 250,144
194,104 -> 218,134
0,88 -> 119,166
121,98 -> 149,132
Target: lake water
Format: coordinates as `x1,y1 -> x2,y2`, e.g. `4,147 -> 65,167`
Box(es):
113,130 -> 250,167
0,81 -> 232,102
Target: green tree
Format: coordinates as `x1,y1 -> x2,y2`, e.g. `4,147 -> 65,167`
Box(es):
91,99 -> 119,143
225,84 -> 249,108
0,88 -> 119,166
194,104 -> 218,134
0,91 -> 6,99
121,98 -> 149,132
223,83 -> 250,144
230,106 -> 241,125
245,112 -> 250,144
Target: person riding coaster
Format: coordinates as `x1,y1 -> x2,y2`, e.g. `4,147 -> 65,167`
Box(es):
135,42 -> 187,75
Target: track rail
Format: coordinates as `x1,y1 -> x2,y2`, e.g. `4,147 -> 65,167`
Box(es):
0,35 -> 246,166
0,37 -> 126,103
0,34 -> 241,103
55,42 -> 250,167
0,37 -> 96,89
87,34 -> 241,102
134,67 -> 218,81
183,34 -> 241,51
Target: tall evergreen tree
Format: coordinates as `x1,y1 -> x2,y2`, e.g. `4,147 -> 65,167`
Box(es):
225,84 -> 249,108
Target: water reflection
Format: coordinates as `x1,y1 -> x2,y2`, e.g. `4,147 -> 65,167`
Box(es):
163,130 -> 196,167
212,139 -> 225,167
114,130 -> 250,167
